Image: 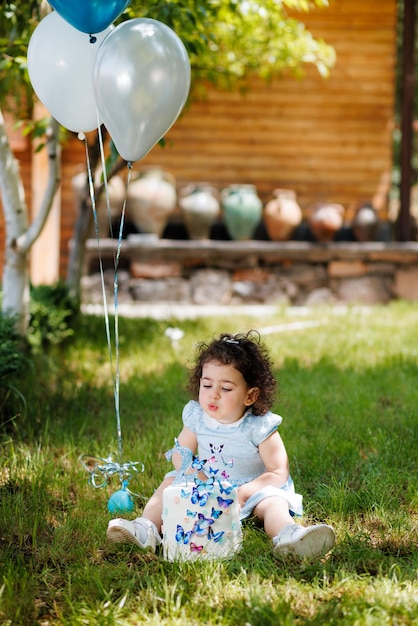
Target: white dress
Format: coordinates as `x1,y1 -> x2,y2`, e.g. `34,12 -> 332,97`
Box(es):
166,400 -> 303,520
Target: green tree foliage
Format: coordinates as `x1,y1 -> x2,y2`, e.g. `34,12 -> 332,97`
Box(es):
0,0 -> 335,119
127,0 -> 335,86
0,1 -> 43,114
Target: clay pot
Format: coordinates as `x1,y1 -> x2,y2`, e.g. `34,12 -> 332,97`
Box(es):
72,170 -> 125,237
352,204 -> 379,241
264,189 -> 302,241
221,184 -> 262,240
179,183 -> 220,239
308,202 -> 345,242
126,168 -> 177,237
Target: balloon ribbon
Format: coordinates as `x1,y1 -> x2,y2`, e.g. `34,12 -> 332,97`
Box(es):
79,134 -> 142,499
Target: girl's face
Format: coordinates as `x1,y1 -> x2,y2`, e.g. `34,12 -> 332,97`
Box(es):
199,360 -> 259,424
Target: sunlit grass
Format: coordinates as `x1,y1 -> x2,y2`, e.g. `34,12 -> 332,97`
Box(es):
0,302 -> 417,624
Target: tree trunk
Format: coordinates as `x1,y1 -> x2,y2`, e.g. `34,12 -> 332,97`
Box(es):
66,182 -> 94,300
66,130 -> 126,299
0,109 -> 60,334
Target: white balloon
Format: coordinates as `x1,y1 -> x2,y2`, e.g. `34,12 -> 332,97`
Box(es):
93,18 -> 191,162
28,12 -> 112,133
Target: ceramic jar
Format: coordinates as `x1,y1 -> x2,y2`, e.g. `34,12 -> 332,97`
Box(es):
264,189 -> 302,241
308,202 -> 345,242
221,184 -> 262,241
352,204 -> 379,241
126,168 -> 177,237
72,171 -> 126,237
179,183 -> 220,239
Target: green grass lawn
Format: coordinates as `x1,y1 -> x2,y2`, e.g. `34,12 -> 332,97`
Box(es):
1,302 -> 417,625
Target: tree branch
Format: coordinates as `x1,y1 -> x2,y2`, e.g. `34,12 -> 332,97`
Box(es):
15,116 -> 61,253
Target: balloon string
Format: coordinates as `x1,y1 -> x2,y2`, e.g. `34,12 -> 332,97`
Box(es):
80,137 -> 143,499
83,136 -> 115,396
113,166 -> 131,460
83,131 -> 128,461
97,120 -> 114,239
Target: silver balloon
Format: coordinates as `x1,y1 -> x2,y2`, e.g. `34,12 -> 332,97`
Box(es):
93,18 -> 191,162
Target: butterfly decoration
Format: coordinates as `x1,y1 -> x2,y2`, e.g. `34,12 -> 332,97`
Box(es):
211,507 -> 223,519
195,477 -> 215,491
190,542 -> 205,553
191,476 -> 215,505
191,488 -> 210,506
193,514 -> 215,536
218,481 -> 234,495
210,443 -> 224,454
221,470 -> 230,480
217,496 -> 234,509
175,524 -> 194,545
181,489 -> 191,498
208,527 -> 225,543
222,457 -> 234,468
191,456 -> 207,470
207,456 -> 217,464
186,509 -> 197,518
194,477 -> 215,491
209,467 -> 219,476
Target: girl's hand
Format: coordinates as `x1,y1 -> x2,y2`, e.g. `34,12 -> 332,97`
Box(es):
236,483 -> 254,508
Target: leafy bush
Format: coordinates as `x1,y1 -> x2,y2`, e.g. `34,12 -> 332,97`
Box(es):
27,282 -> 79,350
0,313 -> 28,380
0,312 -> 30,428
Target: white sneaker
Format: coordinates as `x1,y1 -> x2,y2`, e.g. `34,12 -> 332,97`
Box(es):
106,517 -> 161,552
273,523 -> 335,559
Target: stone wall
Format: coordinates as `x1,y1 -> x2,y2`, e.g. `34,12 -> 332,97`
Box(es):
81,239 -> 418,307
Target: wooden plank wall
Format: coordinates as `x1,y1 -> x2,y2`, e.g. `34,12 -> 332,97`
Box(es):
131,0 -> 396,211
0,0 -> 397,281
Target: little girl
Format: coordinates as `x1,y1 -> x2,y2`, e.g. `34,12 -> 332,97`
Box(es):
107,330 -> 335,559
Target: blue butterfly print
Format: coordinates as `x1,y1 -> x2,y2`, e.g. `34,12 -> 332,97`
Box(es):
186,509 -> 197,518
218,481 -> 233,495
194,477 -> 215,492
210,507 -> 223,519
191,476 -> 215,505
210,443 -> 224,454
191,488 -> 210,506
191,456 -> 207,470
194,512 -> 215,535
222,456 -> 234,468
208,527 -> 225,542
209,466 -> 219,475
181,489 -> 191,498
217,496 -> 234,509
175,525 -> 194,545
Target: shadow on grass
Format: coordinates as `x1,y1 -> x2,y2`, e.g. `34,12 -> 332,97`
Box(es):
1,318 -> 417,624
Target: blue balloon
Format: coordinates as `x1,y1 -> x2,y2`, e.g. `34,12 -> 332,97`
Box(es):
107,488 -> 135,514
48,0 -> 131,34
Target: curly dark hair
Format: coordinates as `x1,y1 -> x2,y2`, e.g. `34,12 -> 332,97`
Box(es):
188,330 -> 277,415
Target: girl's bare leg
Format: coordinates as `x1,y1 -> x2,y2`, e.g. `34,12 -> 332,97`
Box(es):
253,496 -> 295,538
141,476 -> 175,533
